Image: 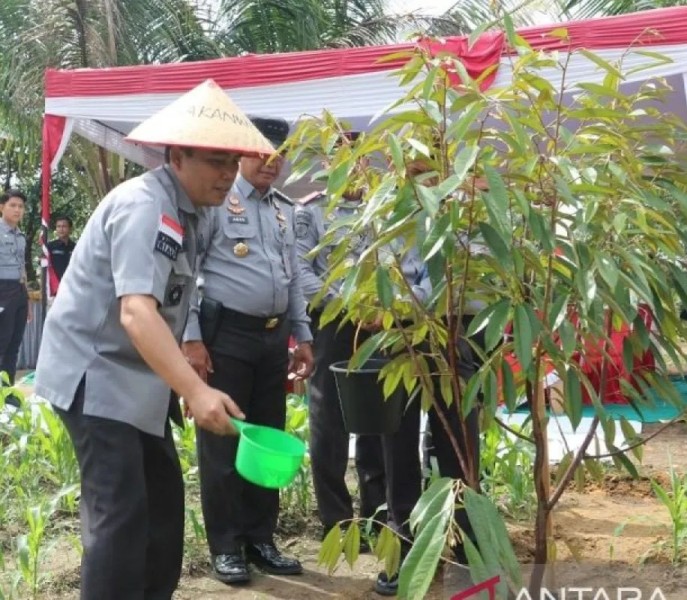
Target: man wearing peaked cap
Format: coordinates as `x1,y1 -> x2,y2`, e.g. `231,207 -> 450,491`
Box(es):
34,79 -> 269,600
182,115 -> 313,585
294,131 -> 388,552
248,116 -> 290,148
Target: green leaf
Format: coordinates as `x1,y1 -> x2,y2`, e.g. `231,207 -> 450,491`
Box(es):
584,457 -> 605,484
340,264 -> 361,304
342,522 -> 361,569
478,222 -> 511,265
327,160 -> 350,196
318,524 -> 343,572
463,536 -> 490,591
409,477 -> 454,534
439,373 -> 453,408
415,185 -> 441,218
453,145 -> 480,184
484,299 -> 511,352
398,511 -> 450,600
483,165 -> 510,233
421,213 -> 452,262
575,268 -> 597,311
422,66 -> 440,101
619,417 -> 639,448
548,27 -> 568,40
447,103 -> 485,144
501,360 -> 518,412
376,267 -> 394,309
513,305 -> 533,373
565,368 -> 583,430
548,294 -> 570,331
348,332 -> 385,370
614,451 -> 639,479
595,254 -> 619,290
463,488 -> 522,590
466,300 -> 505,338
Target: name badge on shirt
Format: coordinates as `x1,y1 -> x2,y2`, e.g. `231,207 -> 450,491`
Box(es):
228,215 -> 249,225
155,215 -> 184,261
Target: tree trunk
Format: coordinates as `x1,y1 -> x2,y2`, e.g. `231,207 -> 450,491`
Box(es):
529,377 -> 553,594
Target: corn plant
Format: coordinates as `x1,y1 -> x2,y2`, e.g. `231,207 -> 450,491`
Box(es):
651,461 -> 687,564
281,393 -> 312,517
172,417 -> 199,479
0,544 -> 21,600
16,486 -> 76,600
480,421 -> 536,520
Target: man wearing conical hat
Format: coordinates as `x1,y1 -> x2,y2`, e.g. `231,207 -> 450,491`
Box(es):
34,80 -> 273,600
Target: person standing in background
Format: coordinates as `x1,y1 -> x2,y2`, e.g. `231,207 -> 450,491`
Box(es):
0,190 -> 31,393
295,131 -> 387,547
183,116 -> 314,586
47,215 -> 76,286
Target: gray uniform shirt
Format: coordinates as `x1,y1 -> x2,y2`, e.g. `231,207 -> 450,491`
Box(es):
184,175 -> 311,343
35,166 -> 203,437
295,194 -> 428,305
0,219 -> 26,281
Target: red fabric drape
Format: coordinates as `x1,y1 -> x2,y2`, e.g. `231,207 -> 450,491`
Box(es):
501,305 -> 655,406
422,32 -> 505,91
42,115 -> 67,296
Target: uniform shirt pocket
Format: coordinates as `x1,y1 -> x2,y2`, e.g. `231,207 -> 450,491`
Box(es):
221,217 -> 257,241
163,254 -> 193,308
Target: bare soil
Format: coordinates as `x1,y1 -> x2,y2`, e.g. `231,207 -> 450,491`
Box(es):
34,421 -> 687,599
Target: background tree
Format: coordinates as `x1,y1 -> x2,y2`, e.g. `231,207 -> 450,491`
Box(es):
561,0 -> 687,19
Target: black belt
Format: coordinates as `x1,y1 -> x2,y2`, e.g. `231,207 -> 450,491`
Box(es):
0,279 -> 22,288
221,307 -> 286,330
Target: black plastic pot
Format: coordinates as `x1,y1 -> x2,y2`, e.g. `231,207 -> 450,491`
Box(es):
329,358 -> 406,434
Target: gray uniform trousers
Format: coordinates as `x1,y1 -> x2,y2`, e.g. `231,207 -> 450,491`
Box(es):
55,379 -> 184,600
0,280 -> 28,385
308,313 -> 386,531
196,313 -> 290,554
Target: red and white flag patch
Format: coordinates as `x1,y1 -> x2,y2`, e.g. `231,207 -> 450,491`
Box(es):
159,215 -> 184,245
155,214 -> 184,261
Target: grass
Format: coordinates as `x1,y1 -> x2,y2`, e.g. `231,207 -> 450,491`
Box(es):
0,380 -> 315,598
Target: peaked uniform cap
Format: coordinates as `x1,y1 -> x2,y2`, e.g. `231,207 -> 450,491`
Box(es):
250,116 -> 290,148
125,79 -> 275,157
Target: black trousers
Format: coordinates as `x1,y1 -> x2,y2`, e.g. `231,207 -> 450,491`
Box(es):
55,380 -> 184,600
309,315 -> 386,530
0,281 -> 28,384
197,317 -> 290,554
382,337 -> 479,550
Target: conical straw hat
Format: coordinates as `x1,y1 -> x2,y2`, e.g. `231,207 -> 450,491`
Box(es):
125,79 -> 275,156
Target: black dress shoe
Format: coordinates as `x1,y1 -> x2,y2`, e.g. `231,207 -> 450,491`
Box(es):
245,542 -> 303,575
375,571 -> 398,596
211,553 -> 250,584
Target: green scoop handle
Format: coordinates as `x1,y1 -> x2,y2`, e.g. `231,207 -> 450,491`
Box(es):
230,417 -> 249,433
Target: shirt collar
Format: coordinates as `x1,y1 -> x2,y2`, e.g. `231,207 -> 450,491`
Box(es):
235,175 -> 272,202
162,165 -> 196,215
0,219 -> 18,234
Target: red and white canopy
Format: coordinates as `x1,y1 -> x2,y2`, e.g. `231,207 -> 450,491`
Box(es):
40,7 -> 687,289
44,6 -> 687,171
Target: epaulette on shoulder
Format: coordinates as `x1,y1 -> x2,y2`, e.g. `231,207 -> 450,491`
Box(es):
297,191 -> 326,205
272,189 -> 294,206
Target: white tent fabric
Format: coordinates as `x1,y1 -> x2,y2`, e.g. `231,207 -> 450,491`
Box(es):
45,43 -> 687,172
